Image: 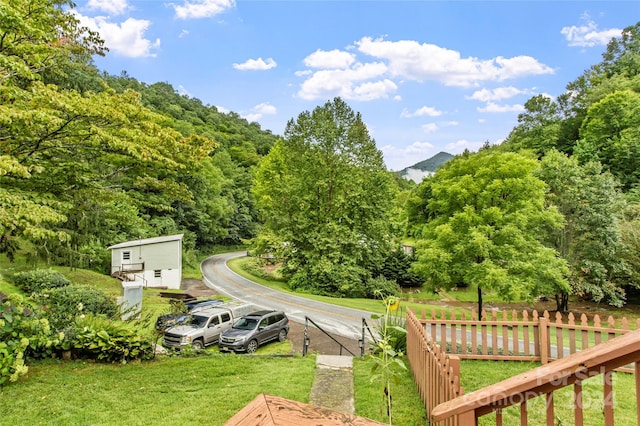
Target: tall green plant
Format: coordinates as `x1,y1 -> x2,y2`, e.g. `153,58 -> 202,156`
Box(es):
0,294 -> 62,385
368,290 -> 407,424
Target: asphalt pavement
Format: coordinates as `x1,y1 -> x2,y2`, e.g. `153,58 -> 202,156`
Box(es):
200,252 -> 377,341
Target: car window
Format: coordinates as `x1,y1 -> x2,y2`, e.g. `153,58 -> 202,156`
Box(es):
209,315 -> 220,326
259,318 -> 268,328
220,313 -> 230,322
192,315 -> 209,328
270,314 -> 283,325
233,317 -> 258,330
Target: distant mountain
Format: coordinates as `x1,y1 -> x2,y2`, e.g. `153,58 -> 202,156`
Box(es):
397,152 -> 454,183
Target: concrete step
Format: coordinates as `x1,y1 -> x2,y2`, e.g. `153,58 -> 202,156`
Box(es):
309,355 -> 355,414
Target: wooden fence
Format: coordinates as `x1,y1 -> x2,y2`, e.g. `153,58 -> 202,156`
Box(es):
406,307 -> 640,425
415,308 -> 640,366
406,309 -> 463,426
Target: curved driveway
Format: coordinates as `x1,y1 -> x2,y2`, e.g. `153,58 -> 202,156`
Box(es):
200,251 -> 376,340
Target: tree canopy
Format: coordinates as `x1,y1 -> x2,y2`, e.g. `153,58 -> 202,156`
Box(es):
408,151 -> 569,304
252,98 -> 398,297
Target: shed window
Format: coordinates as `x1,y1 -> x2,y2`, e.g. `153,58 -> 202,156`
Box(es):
122,251 -> 131,261
154,270 -> 162,278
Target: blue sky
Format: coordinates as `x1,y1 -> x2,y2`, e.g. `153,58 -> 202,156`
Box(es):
72,1 -> 637,171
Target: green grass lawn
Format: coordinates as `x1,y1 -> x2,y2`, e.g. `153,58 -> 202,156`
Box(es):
0,355 -> 316,426
3,251 -> 639,426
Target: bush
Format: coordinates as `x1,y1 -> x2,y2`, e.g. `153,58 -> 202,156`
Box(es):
32,285 -> 118,332
289,260 -> 369,297
70,314 -> 155,363
13,269 -> 70,293
365,276 -> 401,299
0,294 -> 62,386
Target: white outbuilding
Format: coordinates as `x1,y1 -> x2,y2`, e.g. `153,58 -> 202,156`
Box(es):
108,234 -> 183,289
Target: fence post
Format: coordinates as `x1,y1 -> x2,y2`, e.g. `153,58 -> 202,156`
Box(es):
539,317 -> 549,364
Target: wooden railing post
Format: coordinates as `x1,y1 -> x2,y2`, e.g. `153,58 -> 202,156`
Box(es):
539,317 -> 549,364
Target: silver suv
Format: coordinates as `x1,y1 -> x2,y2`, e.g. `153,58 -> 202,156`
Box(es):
219,310 -> 289,353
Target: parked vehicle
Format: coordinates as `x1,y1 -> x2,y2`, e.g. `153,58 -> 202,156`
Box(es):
162,301 -> 255,349
219,310 -> 289,353
154,298 -> 223,331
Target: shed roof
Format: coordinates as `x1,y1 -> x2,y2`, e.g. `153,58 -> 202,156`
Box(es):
224,393 -> 386,426
107,234 -> 183,250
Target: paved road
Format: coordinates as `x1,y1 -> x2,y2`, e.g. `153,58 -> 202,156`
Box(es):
200,252 -> 376,341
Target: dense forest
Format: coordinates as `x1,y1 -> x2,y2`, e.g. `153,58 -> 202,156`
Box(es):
2,1 -> 640,312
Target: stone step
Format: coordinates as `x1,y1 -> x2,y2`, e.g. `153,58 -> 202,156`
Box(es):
309,355 -> 355,414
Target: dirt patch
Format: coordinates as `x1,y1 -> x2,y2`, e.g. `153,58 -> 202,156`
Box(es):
178,278 -> 363,356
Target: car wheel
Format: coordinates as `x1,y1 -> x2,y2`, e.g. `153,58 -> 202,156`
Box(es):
191,339 -> 204,350
278,329 -> 287,342
246,339 -> 258,353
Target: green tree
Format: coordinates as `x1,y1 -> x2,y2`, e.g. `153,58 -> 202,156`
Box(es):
616,189 -> 640,292
538,150 -> 627,311
0,0 -> 218,264
252,98 -> 397,297
409,151 -> 569,311
503,95 -> 563,157
574,90 -> 640,190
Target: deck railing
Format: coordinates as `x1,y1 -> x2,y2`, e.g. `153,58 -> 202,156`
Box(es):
429,328 -> 640,425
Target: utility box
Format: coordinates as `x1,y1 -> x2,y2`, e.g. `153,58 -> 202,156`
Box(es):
119,281 -> 143,320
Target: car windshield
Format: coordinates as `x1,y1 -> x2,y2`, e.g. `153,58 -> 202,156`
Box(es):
191,315 -> 209,328
232,317 -> 258,330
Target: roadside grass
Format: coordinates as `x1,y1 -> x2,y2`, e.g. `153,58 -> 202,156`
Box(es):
228,256 -> 473,318
460,360 -> 638,425
0,355 -> 317,426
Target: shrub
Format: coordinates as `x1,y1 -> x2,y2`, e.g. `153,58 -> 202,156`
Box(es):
0,294 -> 62,386
289,260 -> 369,297
70,314 -> 155,363
32,285 -> 118,332
241,257 -> 284,281
365,276 -> 401,299
12,269 -> 70,293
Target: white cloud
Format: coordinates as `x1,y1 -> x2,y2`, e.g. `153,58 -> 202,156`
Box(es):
401,106 -> 442,118
355,36 -> 554,87
72,12 -> 160,58
304,49 -> 356,69
296,36 -> 552,104
445,139 -> 484,152
468,86 -> 531,102
561,19 -> 621,47
402,168 -> 433,183
477,102 -> 525,113
243,102 -> 277,123
253,102 -> 277,115
422,123 -> 439,133
443,121 -> 459,127
87,0 -> 129,15
297,62 -> 395,101
233,57 -> 277,71
380,141 -> 436,171
179,30 -> 190,38
215,105 -> 230,114
177,85 -> 191,97
172,0 -> 235,19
